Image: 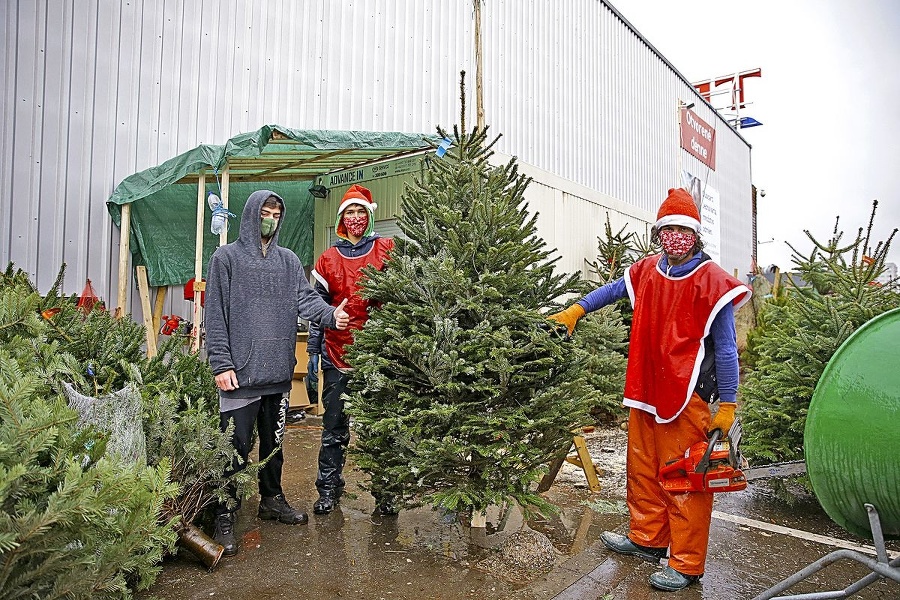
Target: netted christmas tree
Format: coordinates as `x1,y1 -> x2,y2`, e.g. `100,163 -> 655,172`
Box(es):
344,127 -> 594,517
740,201 -> 899,466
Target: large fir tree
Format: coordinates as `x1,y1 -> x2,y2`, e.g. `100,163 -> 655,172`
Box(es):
345,127 -> 593,516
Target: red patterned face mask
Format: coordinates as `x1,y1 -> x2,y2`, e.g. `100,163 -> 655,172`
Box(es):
659,229 -> 696,258
343,213 -> 369,237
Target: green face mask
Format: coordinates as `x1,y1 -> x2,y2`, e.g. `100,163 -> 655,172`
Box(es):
260,217 -> 278,238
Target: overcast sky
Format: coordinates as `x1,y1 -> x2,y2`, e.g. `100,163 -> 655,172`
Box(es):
609,0 -> 900,271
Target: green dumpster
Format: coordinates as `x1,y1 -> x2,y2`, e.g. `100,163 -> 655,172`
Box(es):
805,307 -> 900,540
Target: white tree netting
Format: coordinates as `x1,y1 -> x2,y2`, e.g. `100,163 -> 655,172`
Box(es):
64,382 -> 147,467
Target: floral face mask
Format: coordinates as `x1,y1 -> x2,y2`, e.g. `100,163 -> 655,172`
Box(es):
659,229 -> 696,258
343,213 -> 369,238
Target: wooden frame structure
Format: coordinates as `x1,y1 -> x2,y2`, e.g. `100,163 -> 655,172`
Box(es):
110,127 -> 438,357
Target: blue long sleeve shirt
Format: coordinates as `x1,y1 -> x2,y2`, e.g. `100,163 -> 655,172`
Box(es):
576,253 -> 739,404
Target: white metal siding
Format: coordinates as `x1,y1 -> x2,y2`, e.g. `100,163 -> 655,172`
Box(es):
1,0 -> 753,314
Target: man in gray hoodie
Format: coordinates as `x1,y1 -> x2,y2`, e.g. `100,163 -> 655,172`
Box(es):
205,190 -> 349,556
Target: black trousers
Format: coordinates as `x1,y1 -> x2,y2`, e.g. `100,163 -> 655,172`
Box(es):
315,368 -> 350,496
216,392 -> 287,515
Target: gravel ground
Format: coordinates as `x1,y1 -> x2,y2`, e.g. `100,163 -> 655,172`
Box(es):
475,426 -> 630,582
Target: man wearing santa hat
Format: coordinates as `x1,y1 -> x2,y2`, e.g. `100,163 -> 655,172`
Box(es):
307,184 -> 397,516
551,188 -> 751,591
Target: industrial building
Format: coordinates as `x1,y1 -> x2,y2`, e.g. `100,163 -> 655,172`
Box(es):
1,0 -> 756,322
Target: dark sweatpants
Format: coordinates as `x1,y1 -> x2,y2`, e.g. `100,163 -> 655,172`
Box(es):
216,392 -> 287,515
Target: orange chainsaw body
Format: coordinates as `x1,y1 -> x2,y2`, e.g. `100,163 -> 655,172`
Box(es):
659,427 -> 748,493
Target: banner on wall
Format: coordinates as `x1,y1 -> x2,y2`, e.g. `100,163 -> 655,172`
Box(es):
680,108 -> 716,170
681,171 -> 721,265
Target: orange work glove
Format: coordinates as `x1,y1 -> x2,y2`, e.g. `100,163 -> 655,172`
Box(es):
549,303 -> 586,335
709,402 -> 736,434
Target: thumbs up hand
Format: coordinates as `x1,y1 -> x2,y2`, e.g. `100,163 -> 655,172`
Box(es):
333,298 -> 350,330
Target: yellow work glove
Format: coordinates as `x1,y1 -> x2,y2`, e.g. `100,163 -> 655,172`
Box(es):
709,402 -> 736,434
549,303 -> 586,335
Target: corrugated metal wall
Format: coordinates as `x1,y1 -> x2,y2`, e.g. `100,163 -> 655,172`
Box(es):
1,0 -> 752,312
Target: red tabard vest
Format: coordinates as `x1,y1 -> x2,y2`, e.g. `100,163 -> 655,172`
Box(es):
313,237 -> 394,370
623,255 -> 751,423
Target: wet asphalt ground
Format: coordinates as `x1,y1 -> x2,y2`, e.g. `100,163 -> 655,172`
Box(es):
140,417 -> 899,600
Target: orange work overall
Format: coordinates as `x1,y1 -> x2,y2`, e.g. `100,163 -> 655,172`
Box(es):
626,393 -> 712,576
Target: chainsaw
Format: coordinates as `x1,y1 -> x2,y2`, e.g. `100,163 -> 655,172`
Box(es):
659,419 -> 808,493
659,419 -> 749,493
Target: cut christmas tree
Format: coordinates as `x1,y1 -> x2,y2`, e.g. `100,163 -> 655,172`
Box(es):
345,126 -> 594,518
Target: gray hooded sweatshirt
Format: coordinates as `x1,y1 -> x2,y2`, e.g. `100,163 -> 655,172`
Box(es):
205,190 -> 336,405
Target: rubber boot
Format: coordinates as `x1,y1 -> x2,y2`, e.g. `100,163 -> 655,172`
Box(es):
313,491 -> 338,515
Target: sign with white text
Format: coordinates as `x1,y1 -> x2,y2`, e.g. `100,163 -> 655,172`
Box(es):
680,108 -> 716,170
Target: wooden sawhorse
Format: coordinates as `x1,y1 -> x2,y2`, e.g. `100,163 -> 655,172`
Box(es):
537,435 -> 602,493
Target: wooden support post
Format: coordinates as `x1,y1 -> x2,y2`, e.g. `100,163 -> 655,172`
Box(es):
136,266 -> 157,358
219,165 -> 230,247
474,0 -> 485,131
571,435 -> 602,492
115,203 -> 131,319
773,266 -> 782,297
152,286 -> 167,335
470,510 -> 486,529
192,170 -> 206,352
537,454 -> 567,493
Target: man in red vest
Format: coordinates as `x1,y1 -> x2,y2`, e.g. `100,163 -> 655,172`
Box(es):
551,188 -> 751,591
307,184 -> 396,516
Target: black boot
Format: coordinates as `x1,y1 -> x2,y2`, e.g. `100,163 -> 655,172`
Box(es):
313,495 -> 336,515
213,513 -> 238,557
258,493 -> 309,525
313,488 -> 341,515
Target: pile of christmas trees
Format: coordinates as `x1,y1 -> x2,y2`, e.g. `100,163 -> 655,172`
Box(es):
740,201 -> 899,467
0,264 -> 236,598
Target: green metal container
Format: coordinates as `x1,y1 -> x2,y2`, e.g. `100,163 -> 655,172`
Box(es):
805,307 -> 900,540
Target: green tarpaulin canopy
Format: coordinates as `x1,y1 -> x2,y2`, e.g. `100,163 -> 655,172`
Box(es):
107,125 -> 439,287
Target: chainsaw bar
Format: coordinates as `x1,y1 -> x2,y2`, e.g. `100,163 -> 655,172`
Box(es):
743,460 -> 807,481
728,419 -> 806,481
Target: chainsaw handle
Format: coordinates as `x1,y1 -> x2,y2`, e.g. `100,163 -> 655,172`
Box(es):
695,428 -> 723,473
659,457 -> 685,478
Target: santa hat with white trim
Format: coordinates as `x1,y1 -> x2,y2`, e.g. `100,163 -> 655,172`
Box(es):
337,184 -> 378,215
655,188 -> 701,232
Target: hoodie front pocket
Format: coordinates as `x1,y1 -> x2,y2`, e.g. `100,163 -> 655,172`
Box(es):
235,337 -> 295,387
